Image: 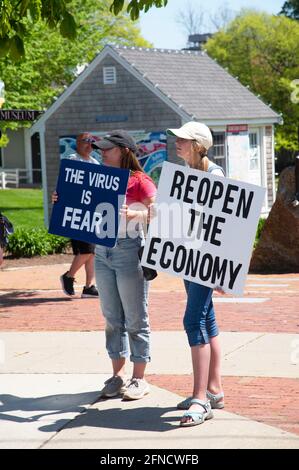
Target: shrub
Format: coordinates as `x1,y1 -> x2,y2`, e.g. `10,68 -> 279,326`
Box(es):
6,228 -> 70,258
254,217 -> 266,248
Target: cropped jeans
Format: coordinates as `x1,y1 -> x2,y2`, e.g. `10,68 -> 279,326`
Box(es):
183,280 -> 219,347
95,236 -> 150,363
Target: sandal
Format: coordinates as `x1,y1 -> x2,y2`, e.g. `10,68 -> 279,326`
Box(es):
180,399 -> 213,427
177,391 -> 224,410
206,390 -> 224,409
177,396 -> 193,410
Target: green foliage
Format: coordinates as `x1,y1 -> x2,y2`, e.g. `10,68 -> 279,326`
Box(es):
6,227 -> 69,257
205,11 -> 299,153
254,217 -> 266,248
0,189 -> 44,229
0,0 -> 160,60
280,0 -> 299,19
110,0 -> 168,20
0,188 -> 70,257
0,0 -> 77,60
0,0 -> 151,144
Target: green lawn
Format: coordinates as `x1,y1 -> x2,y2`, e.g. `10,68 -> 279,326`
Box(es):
0,189 -> 44,229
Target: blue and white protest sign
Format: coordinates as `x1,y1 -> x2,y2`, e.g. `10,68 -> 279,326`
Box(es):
141,162 -> 266,296
49,159 -> 129,247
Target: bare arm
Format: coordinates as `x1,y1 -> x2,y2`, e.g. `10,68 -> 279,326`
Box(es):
120,196 -> 156,223
52,191 -> 58,204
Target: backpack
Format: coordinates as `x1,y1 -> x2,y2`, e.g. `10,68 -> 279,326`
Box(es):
0,212 -> 14,248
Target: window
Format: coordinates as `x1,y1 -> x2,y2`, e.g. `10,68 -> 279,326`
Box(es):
103,66 -> 116,84
209,132 -> 226,174
249,132 -> 259,170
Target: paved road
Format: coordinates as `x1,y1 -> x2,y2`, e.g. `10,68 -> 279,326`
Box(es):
0,264 -> 298,448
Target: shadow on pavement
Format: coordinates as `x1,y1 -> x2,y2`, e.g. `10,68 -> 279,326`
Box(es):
39,405 -> 178,433
0,291 -> 72,307
0,391 -> 100,425
0,392 -> 177,433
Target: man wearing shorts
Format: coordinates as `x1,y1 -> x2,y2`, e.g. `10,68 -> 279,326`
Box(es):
60,133 -> 99,298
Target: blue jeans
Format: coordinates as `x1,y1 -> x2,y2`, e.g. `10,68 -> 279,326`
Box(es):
183,280 -> 219,347
95,236 -> 150,363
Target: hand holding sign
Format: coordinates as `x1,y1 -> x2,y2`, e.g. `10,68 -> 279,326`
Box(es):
49,159 -> 129,247
141,162 -> 265,296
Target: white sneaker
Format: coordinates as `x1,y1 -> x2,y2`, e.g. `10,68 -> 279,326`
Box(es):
122,378 -> 150,400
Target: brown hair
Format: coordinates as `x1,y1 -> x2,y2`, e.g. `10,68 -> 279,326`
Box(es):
189,141 -> 209,172
120,147 -> 144,173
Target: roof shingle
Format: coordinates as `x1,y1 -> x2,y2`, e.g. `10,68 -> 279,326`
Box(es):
114,46 -> 279,122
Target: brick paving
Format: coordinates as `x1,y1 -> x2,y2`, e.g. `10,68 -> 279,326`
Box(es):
1,264 -> 299,439
0,289 -> 298,333
147,375 -> 299,437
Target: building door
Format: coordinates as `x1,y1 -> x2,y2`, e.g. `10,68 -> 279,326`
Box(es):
249,130 -> 261,186
31,132 -> 41,183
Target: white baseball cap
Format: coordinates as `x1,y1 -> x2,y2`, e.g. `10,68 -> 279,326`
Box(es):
167,121 -> 213,150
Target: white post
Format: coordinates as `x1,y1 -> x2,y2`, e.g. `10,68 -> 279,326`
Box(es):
24,128 -> 33,184
39,125 -> 48,227
16,169 -> 19,187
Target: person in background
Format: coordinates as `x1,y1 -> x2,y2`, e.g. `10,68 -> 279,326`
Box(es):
0,211 -> 14,267
166,121 -> 225,427
92,130 -> 156,401
52,132 -> 99,298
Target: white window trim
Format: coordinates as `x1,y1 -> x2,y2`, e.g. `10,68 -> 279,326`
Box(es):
212,131 -> 227,173
248,128 -> 260,172
103,66 -> 116,85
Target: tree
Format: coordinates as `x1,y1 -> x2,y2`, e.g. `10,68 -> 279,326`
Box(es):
205,10 -> 299,158
209,3 -> 235,31
0,0 -> 167,59
280,0 -> 299,19
109,0 -> 168,20
175,1 -> 236,49
176,1 -> 206,37
0,0 -> 151,146
0,0 -> 77,60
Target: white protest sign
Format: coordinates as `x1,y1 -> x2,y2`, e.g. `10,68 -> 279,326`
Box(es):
141,162 -> 266,295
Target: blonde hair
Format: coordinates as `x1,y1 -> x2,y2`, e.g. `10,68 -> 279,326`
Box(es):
189,141 -> 209,172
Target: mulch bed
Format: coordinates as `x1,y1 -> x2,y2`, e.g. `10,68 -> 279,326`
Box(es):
1,253 -> 73,269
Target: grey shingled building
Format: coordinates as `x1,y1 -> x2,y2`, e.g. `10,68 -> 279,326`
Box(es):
28,45 -> 281,223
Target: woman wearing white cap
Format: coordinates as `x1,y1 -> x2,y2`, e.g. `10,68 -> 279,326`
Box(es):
166,121 -> 225,427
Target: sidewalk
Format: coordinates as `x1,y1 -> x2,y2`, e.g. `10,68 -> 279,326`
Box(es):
0,263 -> 298,448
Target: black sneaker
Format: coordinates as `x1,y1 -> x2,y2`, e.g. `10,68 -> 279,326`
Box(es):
60,272 -> 75,296
81,285 -> 99,298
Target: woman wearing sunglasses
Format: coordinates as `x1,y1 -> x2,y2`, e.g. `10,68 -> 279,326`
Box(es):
53,132 -> 100,298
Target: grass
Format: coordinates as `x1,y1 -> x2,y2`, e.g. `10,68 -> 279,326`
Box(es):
1,188 -> 266,250
0,188 -> 44,229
